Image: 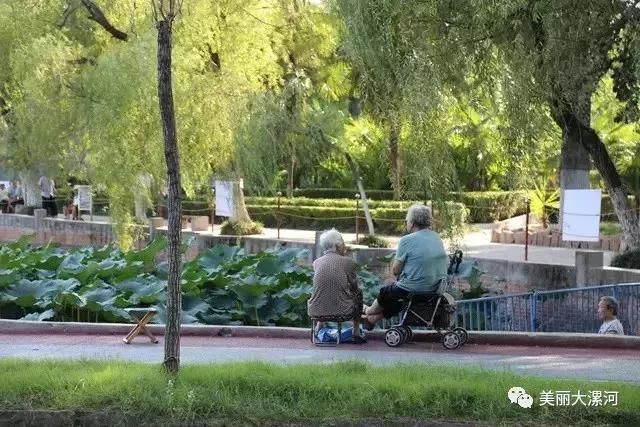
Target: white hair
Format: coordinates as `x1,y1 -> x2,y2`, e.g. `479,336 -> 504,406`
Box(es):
406,204 -> 432,229
319,228 -> 344,252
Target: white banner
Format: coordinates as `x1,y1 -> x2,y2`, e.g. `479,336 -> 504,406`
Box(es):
562,189 -> 601,242
75,185 -> 92,212
214,181 -> 233,217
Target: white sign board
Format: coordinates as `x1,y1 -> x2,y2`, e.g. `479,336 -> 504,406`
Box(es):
214,181 -> 233,217
562,189 -> 601,242
75,185 -> 93,212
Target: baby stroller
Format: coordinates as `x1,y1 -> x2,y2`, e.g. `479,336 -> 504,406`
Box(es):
383,250 -> 468,350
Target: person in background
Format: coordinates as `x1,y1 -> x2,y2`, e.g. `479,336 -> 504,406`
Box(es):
597,296 -> 624,335
38,175 -> 57,217
0,184 -> 9,213
63,187 -> 81,220
8,180 -> 24,213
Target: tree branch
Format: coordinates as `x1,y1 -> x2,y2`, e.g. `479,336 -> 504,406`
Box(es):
80,0 -> 128,41
58,2 -> 80,28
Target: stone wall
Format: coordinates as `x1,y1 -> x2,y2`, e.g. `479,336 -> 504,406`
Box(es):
0,211 -> 142,248
492,226 -> 622,251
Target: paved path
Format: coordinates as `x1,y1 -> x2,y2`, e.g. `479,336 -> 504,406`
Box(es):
56,215 -> 617,266
1,334 -> 638,384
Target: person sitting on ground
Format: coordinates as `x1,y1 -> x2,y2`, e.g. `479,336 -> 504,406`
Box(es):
7,180 -> 24,213
307,228 -> 366,344
597,296 -> 624,335
0,184 -> 9,213
362,204 -> 448,328
63,187 -> 81,220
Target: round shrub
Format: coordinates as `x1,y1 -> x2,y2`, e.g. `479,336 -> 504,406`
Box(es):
357,234 -> 390,248
220,220 -> 263,236
611,248 -> 640,269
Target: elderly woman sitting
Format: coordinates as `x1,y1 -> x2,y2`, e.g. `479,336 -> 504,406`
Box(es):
363,204 -> 448,328
307,228 -> 365,344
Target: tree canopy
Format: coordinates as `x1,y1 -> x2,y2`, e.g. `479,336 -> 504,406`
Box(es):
0,0 -> 639,247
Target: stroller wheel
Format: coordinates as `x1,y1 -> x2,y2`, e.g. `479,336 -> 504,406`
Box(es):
442,331 -> 461,350
453,327 -> 468,346
399,326 -> 413,342
385,328 -> 403,347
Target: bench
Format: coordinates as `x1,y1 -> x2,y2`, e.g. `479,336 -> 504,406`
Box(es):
123,308 -> 159,344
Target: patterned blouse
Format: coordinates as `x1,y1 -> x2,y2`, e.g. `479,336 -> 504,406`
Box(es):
307,251 -> 361,318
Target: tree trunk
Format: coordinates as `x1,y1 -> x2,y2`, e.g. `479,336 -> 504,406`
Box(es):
555,98 -> 591,231
555,106 -> 640,250
156,19 -> 182,373
344,153 -> 374,235
287,156 -> 295,198
230,180 -> 251,223
21,173 -> 42,207
388,119 -> 401,200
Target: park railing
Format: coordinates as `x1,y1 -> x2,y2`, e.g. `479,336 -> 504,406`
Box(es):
455,283 -> 640,336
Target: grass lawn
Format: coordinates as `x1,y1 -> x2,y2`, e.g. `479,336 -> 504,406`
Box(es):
600,222 -> 622,236
1,359 -> 638,425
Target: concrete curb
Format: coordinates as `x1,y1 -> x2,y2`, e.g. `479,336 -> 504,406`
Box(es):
1,319 -> 639,349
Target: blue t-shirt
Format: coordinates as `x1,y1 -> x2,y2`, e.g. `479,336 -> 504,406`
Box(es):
395,229 -> 447,293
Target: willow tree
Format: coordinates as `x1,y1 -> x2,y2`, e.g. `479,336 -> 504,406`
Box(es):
335,0 -> 438,199
150,0 -> 182,373
434,0 -> 640,249
1,0 -> 282,245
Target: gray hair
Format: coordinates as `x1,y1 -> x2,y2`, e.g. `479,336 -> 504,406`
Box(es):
600,296 -> 619,316
406,204 -> 432,229
319,228 -> 344,252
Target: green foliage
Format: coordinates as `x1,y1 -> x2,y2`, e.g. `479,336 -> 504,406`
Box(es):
4,360 -> 640,425
611,249 -> 640,270
530,183 -> 560,227
219,220 -> 263,236
600,222 -> 622,237
247,202 -> 467,235
246,196 -> 412,209
293,188 -> 397,199
0,239 -> 392,327
357,235 -> 390,248
450,191 -> 529,223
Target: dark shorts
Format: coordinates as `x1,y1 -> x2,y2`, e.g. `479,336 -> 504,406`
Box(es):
378,283 -> 411,318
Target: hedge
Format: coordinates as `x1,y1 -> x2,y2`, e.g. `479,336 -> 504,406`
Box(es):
448,191 -> 528,223
292,188 -> 398,199
246,202 -> 467,235
245,196 -> 415,209
248,192 -> 524,224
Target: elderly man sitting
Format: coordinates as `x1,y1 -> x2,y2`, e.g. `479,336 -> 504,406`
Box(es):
307,228 -> 366,344
363,204 -> 448,328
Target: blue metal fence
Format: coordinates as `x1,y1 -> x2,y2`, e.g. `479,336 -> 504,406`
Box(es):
456,283 -> 640,336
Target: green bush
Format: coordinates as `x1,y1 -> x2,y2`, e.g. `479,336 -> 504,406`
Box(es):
282,190 -> 528,223
220,220 -> 263,236
611,249 -> 640,269
450,191 -> 528,223
292,188 -> 393,199
248,203 -> 467,235
246,196 -> 415,209
357,234 -> 390,248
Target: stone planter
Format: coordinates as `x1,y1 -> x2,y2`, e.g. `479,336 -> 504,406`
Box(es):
190,215 -> 209,232
181,216 -> 190,230
500,230 -> 515,244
